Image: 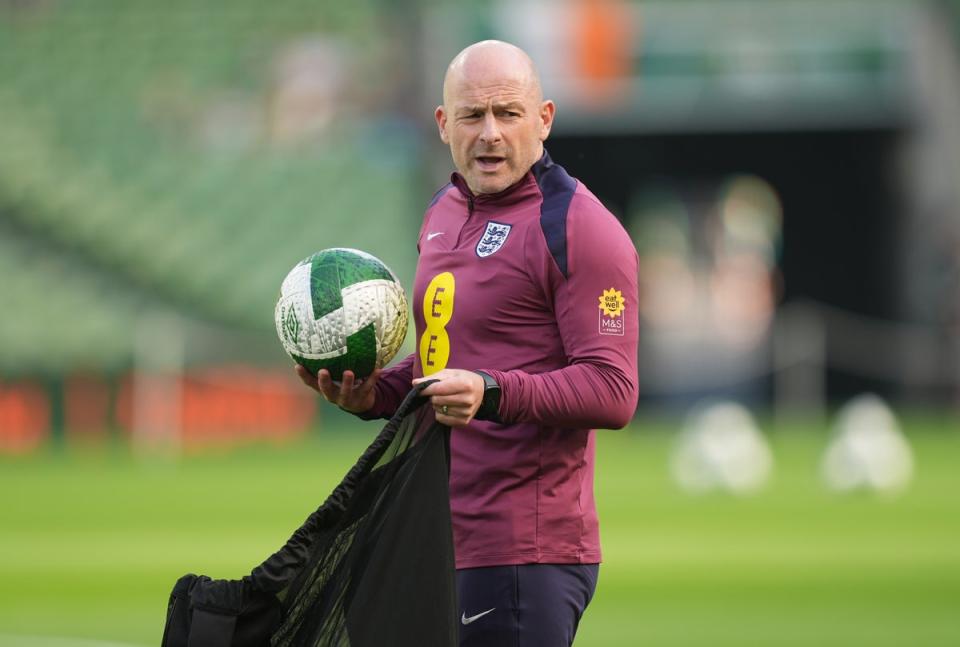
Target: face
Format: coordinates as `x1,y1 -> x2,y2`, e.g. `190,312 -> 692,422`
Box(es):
436,61 -> 555,195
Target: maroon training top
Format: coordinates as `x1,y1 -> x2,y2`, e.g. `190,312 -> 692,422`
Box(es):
365,151 -> 639,569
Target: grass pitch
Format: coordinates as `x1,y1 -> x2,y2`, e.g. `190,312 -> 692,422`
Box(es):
1,416 -> 959,646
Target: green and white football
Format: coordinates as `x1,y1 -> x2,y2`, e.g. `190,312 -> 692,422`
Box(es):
275,248 -> 408,380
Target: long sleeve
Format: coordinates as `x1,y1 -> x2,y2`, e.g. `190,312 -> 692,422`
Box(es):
359,352 -> 415,420
484,192 -> 639,429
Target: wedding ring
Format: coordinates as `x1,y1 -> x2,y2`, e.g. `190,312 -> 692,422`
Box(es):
441,405 -> 449,415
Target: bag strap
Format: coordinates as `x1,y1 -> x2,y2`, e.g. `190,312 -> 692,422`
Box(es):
394,379 -> 439,419
187,608 -> 237,647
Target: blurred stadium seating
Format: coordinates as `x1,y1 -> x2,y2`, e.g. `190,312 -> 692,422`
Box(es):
0,0 -> 422,372
0,1 -> 426,447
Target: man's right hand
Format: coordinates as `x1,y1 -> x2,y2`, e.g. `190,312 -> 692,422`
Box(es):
295,365 -> 380,414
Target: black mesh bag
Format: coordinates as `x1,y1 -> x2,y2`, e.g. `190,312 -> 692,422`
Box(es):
161,382 -> 457,647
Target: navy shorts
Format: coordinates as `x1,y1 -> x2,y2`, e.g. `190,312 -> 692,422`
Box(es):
456,563 -> 599,647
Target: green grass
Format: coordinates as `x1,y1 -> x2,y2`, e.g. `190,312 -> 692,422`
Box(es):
1,418 -> 959,646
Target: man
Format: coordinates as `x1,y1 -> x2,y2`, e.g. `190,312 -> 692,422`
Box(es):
298,40 -> 639,646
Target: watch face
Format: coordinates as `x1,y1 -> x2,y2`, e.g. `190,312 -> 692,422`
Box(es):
475,372 -> 502,423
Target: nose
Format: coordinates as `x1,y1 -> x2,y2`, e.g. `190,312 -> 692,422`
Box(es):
479,112 -> 501,145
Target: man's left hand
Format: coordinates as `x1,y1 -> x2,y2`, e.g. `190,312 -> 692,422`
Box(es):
413,369 -> 484,427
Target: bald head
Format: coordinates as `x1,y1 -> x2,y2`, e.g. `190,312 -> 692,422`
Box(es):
435,40 -> 555,194
443,40 -> 543,106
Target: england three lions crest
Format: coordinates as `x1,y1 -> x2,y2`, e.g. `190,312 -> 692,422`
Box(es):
476,221 -> 512,258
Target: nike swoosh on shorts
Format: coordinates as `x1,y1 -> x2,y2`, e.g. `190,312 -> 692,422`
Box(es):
461,608 -> 496,625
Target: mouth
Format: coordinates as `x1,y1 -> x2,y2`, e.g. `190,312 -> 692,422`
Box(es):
474,155 -> 506,172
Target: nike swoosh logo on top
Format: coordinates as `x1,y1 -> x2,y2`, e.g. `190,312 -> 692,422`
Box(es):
461,608 -> 496,625
427,231 -> 444,240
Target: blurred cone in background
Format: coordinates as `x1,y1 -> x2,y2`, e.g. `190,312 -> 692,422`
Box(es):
671,400 -> 774,495
821,394 -> 914,496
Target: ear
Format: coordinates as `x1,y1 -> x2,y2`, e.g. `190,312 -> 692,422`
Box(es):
435,105 -> 449,144
538,100 -> 556,142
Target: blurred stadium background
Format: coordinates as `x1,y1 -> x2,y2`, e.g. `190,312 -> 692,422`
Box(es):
2,0 -> 960,645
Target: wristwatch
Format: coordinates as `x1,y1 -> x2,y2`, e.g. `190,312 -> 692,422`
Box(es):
473,370 -> 502,422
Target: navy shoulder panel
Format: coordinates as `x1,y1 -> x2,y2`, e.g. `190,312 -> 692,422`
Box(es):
532,151 -> 577,278
428,182 -> 453,209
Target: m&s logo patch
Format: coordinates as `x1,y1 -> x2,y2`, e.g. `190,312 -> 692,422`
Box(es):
598,287 -> 625,336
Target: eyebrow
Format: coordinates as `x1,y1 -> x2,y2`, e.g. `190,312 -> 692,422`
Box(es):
456,101 -> 526,115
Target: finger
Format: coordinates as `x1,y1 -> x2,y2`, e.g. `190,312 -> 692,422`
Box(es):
435,407 -> 472,428
431,392 -> 476,408
433,400 -> 469,418
420,378 -> 468,397
338,371 -> 357,404
353,368 -> 381,398
413,370 -> 457,393
293,364 -> 317,389
316,369 -> 340,402
413,379 -> 435,396
412,369 -> 448,385
433,399 -> 468,418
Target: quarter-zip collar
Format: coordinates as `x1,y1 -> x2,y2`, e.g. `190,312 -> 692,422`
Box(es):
450,150 -> 554,211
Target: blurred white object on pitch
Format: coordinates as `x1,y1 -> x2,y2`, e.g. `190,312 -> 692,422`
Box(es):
821,394 -> 913,494
671,401 -> 773,494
